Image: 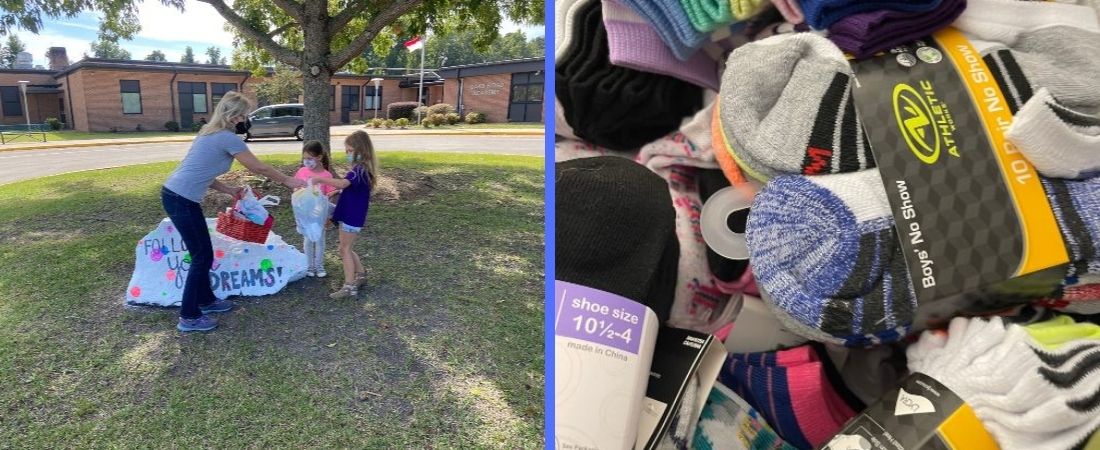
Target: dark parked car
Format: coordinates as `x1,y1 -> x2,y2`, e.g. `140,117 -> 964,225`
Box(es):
241,103 -> 304,141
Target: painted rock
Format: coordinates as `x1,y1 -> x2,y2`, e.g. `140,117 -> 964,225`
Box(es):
125,218 -> 307,307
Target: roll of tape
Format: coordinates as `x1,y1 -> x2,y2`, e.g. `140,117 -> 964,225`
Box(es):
700,185 -> 753,260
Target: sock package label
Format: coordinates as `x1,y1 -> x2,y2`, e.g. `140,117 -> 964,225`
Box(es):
822,373 -> 997,450
555,280 -> 659,450
849,27 -> 1068,311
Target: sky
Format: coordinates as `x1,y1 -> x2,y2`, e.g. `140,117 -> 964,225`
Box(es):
21,1 -> 545,68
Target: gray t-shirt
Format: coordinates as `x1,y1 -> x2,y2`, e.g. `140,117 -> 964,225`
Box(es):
163,130 -> 249,202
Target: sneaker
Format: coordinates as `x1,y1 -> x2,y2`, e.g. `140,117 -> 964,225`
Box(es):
354,272 -> 367,288
199,299 -> 235,314
177,315 -> 217,332
305,267 -> 316,277
329,284 -> 358,299
315,268 -> 327,278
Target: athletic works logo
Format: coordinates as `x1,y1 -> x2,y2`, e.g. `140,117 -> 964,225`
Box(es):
895,388 -> 936,416
893,81 -> 958,165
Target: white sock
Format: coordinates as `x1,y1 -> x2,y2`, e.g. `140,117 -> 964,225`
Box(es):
907,317 -> 1100,450
1007,88 -> 1100,180
954,0 -> 1100,44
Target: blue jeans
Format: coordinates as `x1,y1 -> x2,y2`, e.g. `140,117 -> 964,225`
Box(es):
161,187 -> 216,319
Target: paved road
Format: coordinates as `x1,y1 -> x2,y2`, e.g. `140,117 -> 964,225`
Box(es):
0,134 -> 544,185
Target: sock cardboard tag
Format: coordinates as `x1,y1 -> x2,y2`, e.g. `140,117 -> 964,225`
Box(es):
849,27 -> 1068,326
634,326 -> 726,450
821,373 -> 998,450
555,280 -> 660,450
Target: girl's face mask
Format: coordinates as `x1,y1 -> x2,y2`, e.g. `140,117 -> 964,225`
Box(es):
346,153 -> 357,164
303,158 -> 318,169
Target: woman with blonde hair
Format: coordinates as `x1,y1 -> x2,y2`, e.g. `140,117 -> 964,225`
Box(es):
162,90 -> 305,332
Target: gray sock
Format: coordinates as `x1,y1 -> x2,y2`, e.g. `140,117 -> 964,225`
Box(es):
718,32 -> 874,181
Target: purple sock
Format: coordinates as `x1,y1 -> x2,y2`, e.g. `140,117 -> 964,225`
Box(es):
603,0 -> 720,90
827,0 -> 966,59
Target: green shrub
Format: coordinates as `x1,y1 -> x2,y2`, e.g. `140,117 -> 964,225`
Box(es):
45,117 -> 63,131
445,112 -> 461,125
428,113 -> 447,126
368,118 -> 384,128
395,118 -> 409,128
165,121 -> 180,132
387,102 -> 420,121
383,119 -> 395,129
420,118 -> 432,128
190,122 -> 203,132
464,112 -> 486,124
427,103 -> 455,116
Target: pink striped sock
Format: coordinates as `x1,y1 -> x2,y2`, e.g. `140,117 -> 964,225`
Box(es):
786,362 -> 850,447
769,0 -> 804,24
602,0 -> 721,90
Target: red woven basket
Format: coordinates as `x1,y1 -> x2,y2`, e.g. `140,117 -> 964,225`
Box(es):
216,211 -> 274,244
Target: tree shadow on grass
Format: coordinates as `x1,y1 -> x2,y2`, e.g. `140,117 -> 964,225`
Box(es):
0,158 -> 544,448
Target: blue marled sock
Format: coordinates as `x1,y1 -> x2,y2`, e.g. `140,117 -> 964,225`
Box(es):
620,0 -> 709,60
746,169 -> 916,347
1043,177 -> 1100,287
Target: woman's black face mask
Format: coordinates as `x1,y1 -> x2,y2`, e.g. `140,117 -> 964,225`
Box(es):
235,119 -> 251,134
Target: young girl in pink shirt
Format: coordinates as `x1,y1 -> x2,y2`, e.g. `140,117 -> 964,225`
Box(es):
294,140 -> 338,277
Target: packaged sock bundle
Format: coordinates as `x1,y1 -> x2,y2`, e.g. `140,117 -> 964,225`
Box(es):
556,0 -> 704,151
620,0 -> 709,60
799,0 -> 945,30
746,169 -> 915,346
827,0 -> 966,59
603,0 -> 722,90
716,24 -> 1100,180
906,316 -> 1100,450
745,167 -> 1100,345
680,0 -> 732,32
717,33 -> 874,181
556,156 -> 681,322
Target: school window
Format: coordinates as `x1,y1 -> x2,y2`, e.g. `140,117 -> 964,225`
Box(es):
120,80 -> 142,114
510,72 -> 543,104
364,86 -> 384,110
0,86 -> 21,116
330,85 -> 335,111
211,83 -> 237,107
192,92 -> 207,113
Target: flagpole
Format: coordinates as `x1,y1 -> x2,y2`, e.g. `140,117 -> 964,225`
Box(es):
416,36 -> 425,125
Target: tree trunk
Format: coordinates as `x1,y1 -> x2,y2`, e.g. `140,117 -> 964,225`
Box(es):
300,0 -> 332,154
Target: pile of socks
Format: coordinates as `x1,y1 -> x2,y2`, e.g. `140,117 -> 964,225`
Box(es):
555,0 -> 1100,448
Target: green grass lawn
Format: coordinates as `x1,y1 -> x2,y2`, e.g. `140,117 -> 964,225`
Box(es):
365,122 -> 544,130
0,152 -> 545,448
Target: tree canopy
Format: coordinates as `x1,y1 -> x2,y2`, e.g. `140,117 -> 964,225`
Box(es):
0,33 -> 25,68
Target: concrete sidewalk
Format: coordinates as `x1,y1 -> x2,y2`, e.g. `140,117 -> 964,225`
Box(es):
0,124 -> 543,152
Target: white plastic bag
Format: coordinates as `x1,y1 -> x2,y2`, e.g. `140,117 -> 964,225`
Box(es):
292,180 -> 328,242
236,186 -> 279,225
